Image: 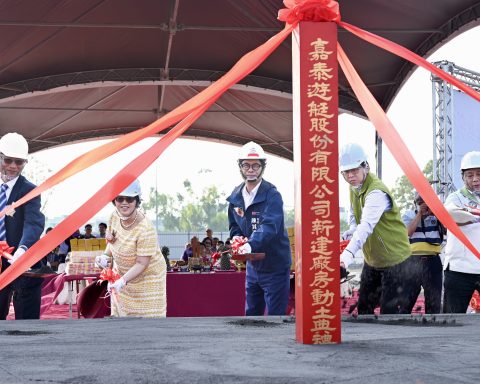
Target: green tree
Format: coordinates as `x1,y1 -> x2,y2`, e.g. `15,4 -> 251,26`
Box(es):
22,157 -> 53,214
391,160 -> 433,213
284,207 -> 294,228
143,178 -> 228,232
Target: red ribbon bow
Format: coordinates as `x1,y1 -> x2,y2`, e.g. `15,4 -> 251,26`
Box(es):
99,268 -> 121,283
278,0 -> 340,24
231,237 -> 248,255
0,241 -> 14,261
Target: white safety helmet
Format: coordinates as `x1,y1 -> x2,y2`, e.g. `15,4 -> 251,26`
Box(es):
0,132 -> 29,160
460,151 -> 480,171
119,179 -> 142,197
339,143 -> 368,172
238,141 -> 266,160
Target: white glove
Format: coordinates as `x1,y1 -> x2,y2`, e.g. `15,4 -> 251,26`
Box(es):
238,243 -> 252,254
340,249 -> 354,269
95,254 -> 110,269
108,277 -> 126,293
8,247 -> 26,265
342,228 -> 355,240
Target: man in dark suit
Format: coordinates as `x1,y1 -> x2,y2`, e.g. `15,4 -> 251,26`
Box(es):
0,132 -> 45,320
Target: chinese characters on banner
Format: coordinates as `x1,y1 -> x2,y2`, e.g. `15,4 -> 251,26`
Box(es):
292,22 -> 340,344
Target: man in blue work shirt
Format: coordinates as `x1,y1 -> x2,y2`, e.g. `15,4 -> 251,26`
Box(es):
227,141 -> 291,316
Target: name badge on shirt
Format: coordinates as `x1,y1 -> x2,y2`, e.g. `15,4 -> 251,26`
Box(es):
251,211 -> 261,231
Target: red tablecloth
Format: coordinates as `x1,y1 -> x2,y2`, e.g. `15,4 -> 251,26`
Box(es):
166,271 -> 245,317
41,271 -> 246,318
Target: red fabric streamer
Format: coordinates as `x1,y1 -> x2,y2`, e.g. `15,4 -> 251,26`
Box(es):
0,23 -> 295,220
337,43 -> 480,261
338,21 -> 480,103
0,241 -> 14,261
0,105 -> 209,289
5,0 -> 480,286
0,25 -> 295,289
280,0 -> 480,261
339,240 -> 349,253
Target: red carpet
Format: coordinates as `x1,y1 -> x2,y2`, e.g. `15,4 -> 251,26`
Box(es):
7,303 -> 78,320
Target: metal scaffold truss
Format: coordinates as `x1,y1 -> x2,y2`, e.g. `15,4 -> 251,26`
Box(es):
431,61 -> 480,201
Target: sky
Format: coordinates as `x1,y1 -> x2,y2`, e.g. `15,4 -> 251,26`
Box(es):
27,26 -> 480,224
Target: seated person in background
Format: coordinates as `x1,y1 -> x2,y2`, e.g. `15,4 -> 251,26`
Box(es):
44,227 -> 60,271
57,239 -> 69,264
202,237 -> 213,256
205,228 -> 213,242
212,237 -> 219,252
181,236 -> 198,262
402,192 -> 444,314
82,224 -> 96,239
98,222 -> 107,238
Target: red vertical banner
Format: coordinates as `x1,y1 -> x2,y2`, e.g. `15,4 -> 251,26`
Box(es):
292,22 -> 341,344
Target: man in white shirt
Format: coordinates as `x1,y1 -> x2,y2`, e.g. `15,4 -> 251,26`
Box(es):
443,151 -> 480,313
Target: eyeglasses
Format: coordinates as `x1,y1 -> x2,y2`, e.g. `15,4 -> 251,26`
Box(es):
240,163 -> 262,171
115,196 -> 136,204
1,156 -> 27,166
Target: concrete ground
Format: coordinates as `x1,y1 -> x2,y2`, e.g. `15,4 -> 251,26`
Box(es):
1,314 -> 479,384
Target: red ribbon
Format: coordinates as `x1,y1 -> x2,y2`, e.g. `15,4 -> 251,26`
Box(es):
99,268 -> 121,284
337,43 -> 480,261
278,0 -> 340,24
0,25 -> 295,290
470,291 -> 480,311
0,23 -> 295,221
278,0 -> 480,260
4,0 -> 480,286
0,105 -> 210,289
339,240 -> 349,253
0,241 -> 14,261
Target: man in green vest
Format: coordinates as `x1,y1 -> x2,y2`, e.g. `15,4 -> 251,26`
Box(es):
339,143 -> 417,314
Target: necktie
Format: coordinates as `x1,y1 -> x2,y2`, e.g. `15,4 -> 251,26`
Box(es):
0,184 -> 8,241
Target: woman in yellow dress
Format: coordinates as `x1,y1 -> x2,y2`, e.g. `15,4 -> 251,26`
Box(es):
95,180 -> 167,317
